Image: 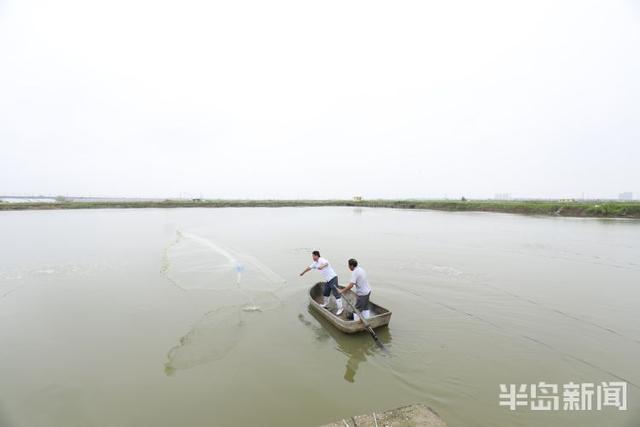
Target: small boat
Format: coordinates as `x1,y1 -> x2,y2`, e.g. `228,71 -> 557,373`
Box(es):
309,282 -> 392,334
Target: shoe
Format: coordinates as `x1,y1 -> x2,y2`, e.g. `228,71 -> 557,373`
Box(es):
319,297 -> 329,307
336,308 -> 344,316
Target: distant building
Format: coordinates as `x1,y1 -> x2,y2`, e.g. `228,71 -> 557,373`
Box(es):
494,193 -> 512,201
619,192 -> 633,201
352,196 -> 363,202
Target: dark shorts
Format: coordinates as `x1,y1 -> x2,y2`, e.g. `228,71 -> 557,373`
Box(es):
323,276 -> 341,299
355,292 -> 370,311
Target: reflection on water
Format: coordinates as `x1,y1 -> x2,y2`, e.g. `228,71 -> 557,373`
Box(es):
164,290 -> 283,375
164,305 -> 245,375
302,308 -> 392,383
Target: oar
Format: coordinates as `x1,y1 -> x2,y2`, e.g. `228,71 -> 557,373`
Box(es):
341,291 -> 388,352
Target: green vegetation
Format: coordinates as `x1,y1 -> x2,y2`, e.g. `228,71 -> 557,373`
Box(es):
1,199 -> 639,218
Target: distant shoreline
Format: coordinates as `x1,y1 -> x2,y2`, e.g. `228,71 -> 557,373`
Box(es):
1,199 -> 639,219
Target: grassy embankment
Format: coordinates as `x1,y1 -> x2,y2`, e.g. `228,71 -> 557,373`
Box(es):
1,199 -> 639,218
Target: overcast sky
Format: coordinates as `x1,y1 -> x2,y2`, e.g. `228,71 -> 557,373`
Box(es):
1,0 -> 638,199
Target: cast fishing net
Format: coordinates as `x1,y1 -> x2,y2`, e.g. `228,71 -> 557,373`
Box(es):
161,231 -> 286,374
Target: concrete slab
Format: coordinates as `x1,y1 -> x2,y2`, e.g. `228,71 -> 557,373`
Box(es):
320,403 -> 447,427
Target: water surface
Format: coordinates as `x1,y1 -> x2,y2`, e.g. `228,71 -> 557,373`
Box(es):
0,207 -> 638,426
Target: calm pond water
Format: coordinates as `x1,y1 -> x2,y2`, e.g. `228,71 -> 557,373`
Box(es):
0,207 -> 638,427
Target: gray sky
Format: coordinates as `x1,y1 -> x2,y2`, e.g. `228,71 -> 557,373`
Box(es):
1,0 -> 639,200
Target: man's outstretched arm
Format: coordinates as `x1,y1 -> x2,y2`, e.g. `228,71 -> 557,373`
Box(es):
300,266 -> 312,276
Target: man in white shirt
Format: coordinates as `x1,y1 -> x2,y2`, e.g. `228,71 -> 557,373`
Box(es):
300,250 -> 344,315
339,258 -> 372,320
